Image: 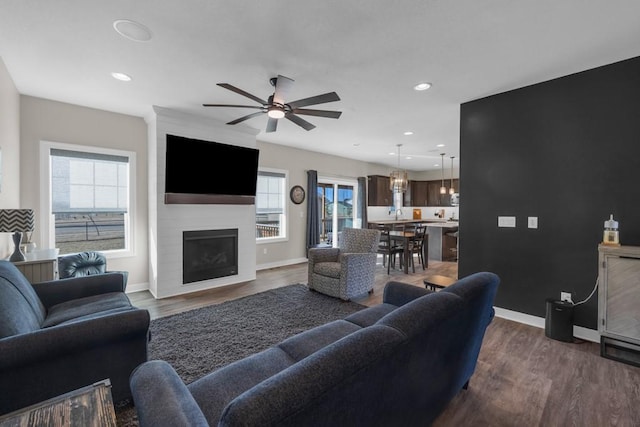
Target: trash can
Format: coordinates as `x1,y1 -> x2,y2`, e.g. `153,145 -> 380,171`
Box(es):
545,299 -> 574,342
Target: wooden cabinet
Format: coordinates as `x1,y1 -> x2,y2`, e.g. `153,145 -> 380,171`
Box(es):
367,175 -> 393,207
369,176 -> 459,207
410,180 -> 429,206
598,244 -> 640,365
425,179 -> 459,207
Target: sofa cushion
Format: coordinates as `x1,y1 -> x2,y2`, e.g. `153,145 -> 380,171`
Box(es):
277,320 -> 362,362
42,292 -> 133,328
343,303 -> 398,328
313,262 -> 341,279
0,261 -> 46,338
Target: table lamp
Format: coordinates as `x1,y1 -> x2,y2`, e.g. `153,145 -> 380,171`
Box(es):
0,209 -> 35,262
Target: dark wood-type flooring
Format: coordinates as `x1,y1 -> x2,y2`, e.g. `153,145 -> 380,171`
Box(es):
129,256 -> 640,426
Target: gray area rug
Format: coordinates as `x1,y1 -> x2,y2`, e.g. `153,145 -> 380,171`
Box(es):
115,284 -> 365,426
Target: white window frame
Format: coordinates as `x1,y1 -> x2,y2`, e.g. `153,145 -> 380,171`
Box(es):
256,167 -> 288,244
39,140 -> 136,259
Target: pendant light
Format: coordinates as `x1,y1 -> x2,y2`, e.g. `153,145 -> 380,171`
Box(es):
439,153 -> 446,195
390,144 -> 408,193
449,156 -> 455,195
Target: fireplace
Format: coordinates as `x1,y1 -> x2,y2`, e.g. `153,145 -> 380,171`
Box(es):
183,229 -> 238,284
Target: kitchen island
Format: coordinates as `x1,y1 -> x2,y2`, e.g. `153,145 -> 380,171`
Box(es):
426,222 -> 458,262
368,219 -> 459,263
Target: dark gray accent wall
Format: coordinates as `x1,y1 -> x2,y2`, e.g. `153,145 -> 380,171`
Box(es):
459,55 -> 640,330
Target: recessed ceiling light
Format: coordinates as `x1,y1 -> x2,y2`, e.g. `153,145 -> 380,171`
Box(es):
113,19 -> 152,42
111,72 -> 132,82
403,131 -> 414,136
413,82 -> 432,91
436,144 -> 445,147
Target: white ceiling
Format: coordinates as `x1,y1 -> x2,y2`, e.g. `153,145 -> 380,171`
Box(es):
2,1 -> 640,171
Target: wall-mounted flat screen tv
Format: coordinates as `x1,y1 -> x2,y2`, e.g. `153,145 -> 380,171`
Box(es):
165,134 -> 259,205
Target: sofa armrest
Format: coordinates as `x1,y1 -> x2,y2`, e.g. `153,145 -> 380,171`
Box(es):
308,247 -> 340,263
130,360 -> 209,427
383,281 -> 432,306
0,308 -> 150,369
32,273 -> 127,308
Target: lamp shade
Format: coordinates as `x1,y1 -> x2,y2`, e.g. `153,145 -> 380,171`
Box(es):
0,209 -> 35,232
0,209 -> 35,262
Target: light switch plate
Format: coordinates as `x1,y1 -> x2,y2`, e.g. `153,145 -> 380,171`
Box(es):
498,216 -> 516,228
528,217 -> 538,229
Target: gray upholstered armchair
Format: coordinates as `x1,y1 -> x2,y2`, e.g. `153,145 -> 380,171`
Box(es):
307,227 -> 381,300
0,260 -> 149,415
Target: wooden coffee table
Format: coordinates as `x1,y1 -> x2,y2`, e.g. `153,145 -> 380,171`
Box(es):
0,379 -> 116,427
423,274 -> 457,291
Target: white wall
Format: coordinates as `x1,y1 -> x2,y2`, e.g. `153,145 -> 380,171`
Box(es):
19,96 -> 149,287
0,58 -> 22,257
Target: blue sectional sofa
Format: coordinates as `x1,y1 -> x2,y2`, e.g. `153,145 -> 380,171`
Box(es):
130,271 -> 500,426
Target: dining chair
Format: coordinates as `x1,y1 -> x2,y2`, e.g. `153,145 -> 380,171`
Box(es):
405,224 -> 428,273
376,225 -> 404,274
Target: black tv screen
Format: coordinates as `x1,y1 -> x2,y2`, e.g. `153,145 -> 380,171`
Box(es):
165,134 -> 259,204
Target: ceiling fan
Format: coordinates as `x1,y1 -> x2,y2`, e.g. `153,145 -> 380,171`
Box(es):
203,75 -> 341,132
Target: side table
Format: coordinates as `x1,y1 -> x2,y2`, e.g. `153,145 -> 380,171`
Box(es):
11,248 -> 59,283
423,274 -> 457,291
0,379 -> 116,427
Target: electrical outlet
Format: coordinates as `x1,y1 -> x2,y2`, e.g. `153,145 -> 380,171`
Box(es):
561,292 -> 573,303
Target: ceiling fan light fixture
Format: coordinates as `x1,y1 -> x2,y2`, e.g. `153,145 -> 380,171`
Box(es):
267,106 -> 285,119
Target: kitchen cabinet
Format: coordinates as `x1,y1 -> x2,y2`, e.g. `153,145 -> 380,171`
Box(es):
426,179 -> 459,207
426,223 -> 459,261
598,244 -> 640,366
410,180 -> 429,206
367,175 -> 393,207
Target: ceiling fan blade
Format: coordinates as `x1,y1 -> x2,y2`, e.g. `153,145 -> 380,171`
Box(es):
266,118 -> 278,133
202,104 -> 263,109
287,92 -> 340,109
285,113 -> 316,131
291,108 -> 342,119
217,83 -> 267,105
227,111 -> 264,125
273,75 -> 294,105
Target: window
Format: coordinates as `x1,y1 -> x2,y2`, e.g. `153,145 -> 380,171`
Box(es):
256,169 -> 287,241
40,141 -> 135,257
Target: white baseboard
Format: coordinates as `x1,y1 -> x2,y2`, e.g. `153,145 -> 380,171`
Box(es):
494,307 -> 600,343
256,257 -> 307,271
125,282 -> 149,294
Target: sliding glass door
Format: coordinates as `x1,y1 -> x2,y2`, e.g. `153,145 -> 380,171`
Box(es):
317,177 -> 358,247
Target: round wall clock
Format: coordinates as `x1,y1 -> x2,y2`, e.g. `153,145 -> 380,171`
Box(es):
290,185 -> 306,204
